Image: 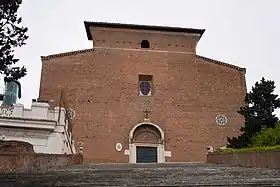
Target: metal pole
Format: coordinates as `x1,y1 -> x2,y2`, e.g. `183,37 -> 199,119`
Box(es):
57,89 -> 62,124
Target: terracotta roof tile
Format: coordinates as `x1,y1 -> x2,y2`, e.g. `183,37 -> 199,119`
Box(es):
41,48 -> 94,61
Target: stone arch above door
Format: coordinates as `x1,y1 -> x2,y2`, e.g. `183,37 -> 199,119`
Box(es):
129,122 -> 164,144
128,122 -> 166,163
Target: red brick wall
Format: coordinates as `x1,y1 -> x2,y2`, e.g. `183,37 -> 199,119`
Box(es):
90,27 -> 200,52
207,151 -> 280,169
39,28 -> 246,163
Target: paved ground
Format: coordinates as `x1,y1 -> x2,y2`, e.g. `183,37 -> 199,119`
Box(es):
1,163 -> 280,186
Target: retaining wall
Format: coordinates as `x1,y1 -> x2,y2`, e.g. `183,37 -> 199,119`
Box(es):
207,151 -> 280,169
0,153 -> 83,173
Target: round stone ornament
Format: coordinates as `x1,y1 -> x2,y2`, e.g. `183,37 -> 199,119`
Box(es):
66,108 -> 76,119
115,143 -> 123,152
215,114 -> 227,126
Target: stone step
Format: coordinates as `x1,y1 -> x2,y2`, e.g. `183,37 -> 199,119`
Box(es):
0,163 -> 280,186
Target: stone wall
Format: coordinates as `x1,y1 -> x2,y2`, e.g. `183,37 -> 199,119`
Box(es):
0,153 -> 83,173
0,140 -> 34,153
207,151 -> 280,169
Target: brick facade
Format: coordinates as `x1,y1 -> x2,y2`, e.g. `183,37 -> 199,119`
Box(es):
39,22 -> 246,163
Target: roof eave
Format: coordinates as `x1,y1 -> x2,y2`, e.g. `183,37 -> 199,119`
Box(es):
84,21 -> 205,41
84,21 -> 93,40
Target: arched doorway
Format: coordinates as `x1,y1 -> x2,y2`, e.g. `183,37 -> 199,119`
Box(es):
128,122 -> 165,163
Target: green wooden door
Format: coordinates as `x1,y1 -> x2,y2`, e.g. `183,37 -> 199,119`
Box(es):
136,146 -> 158,163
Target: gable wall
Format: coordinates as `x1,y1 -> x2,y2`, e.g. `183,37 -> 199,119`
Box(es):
39,47 -> 246,163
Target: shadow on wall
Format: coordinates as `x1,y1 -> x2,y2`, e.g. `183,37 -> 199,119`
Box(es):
0,140 -> 83,173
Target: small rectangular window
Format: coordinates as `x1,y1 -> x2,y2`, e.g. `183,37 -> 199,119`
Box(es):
139,75 -> 153,96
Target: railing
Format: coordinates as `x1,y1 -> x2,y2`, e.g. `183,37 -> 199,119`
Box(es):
0,106 -> 14,117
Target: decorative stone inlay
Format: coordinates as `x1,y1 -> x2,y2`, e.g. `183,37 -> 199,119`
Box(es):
66,108 -> 76,119
215,115 -> 227,126
164,151 -> 172,157
124,149 -> 129,155
0,107 -> 14,117
115,143 -> 122,152
77,141 -> 84,154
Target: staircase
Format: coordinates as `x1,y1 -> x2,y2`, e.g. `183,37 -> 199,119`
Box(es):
1,163 -> 280,186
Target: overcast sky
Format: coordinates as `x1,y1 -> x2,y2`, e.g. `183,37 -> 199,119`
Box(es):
7,0 -> 280,115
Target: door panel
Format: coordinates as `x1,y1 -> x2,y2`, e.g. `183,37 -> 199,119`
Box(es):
136,146 -> 157,163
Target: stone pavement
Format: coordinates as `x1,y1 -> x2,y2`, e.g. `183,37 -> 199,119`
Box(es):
1,163 -> 280,186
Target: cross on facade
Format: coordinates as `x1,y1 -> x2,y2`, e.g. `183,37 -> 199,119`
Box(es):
143,109 -> 151,119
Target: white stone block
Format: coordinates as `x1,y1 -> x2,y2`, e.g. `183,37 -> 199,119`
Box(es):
124,149 -> 130,155
164,151 -> 172,157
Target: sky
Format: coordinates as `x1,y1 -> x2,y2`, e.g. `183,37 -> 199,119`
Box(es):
5,0 -> 280,115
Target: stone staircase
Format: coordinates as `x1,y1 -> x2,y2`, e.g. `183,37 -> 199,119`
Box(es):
1,163 -> 280,186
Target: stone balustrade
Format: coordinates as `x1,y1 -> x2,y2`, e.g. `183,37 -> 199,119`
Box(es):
0,101 -> 66,124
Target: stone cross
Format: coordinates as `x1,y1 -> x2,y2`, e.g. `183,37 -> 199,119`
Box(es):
143,109 -> 151,119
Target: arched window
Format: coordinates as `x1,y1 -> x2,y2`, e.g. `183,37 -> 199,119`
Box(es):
141,40 -> 150,48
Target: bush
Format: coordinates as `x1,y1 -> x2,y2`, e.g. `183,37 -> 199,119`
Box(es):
251,122 -> 280,147
216,122 -> 280,153
216,145 -> 280,153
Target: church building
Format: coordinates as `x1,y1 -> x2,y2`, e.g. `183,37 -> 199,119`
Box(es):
39,21 -> 246,163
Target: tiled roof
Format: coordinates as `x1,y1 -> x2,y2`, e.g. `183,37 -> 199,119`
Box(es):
41,48 -> 94,61
196,55 -> 246,72
84,21 -> 205,40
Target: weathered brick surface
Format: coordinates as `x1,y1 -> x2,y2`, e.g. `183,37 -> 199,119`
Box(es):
0,153 -> 83,173
207,151 -> 280,169
39,26 -> 246,163
0,140 -> 34,153
89,27 -> 200,52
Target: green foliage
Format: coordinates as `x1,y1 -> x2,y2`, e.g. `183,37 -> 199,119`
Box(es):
251,122 -> 280,147
0,0 -> 28,81
216,145 -> 280,153
227,78 -> 280,148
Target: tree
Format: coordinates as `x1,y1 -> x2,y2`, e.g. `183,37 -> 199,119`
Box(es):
0,0 -> 28,82
227,77 -> 280,148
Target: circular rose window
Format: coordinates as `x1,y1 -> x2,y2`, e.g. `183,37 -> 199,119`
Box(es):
66,108 -> 76,119
215,114 -> 227,126
139,81 -> 151,95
